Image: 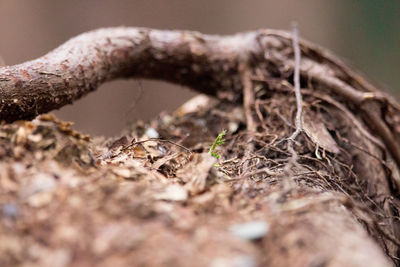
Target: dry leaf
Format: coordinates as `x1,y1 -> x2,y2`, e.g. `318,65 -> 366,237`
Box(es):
153,184 -> 188,201
303,110 -> 340,154
176,153 -> 216,195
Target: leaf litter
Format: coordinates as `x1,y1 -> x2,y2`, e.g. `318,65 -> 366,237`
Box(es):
0,87 -> 399,266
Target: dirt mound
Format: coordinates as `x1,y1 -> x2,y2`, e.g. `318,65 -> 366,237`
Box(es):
0,89 -> 398,266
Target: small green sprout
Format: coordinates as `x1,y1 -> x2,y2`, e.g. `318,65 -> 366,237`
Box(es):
209,130 -> 226,160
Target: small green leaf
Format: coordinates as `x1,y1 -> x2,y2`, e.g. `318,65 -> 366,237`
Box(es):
209,130 -> 226,160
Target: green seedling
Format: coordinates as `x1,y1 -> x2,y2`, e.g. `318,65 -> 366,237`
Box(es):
209,130 -> 226,160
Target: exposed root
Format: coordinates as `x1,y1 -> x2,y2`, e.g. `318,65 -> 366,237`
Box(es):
288,22 -> 303,142
0,27 -> 400,265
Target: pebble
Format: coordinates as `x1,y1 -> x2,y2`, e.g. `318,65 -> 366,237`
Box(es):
229,220 -> 269,241
2,203 -> 19,218
145,127 -> 159,138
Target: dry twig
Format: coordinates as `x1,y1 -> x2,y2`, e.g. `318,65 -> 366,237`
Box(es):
288,23 -> 303,141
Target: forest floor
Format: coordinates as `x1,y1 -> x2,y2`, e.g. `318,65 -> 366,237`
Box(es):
0,91 -> 397,266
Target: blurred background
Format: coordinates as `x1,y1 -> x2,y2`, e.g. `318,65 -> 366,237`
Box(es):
0,0 -> 399,136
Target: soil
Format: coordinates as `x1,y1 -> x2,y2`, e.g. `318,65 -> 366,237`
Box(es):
0,89 -> 399,266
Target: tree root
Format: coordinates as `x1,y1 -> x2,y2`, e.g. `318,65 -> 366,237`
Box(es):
1,27 -> 400,265
1,27 -> 399,171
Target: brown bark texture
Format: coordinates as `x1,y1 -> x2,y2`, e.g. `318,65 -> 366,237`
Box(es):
1,27 -> 400,266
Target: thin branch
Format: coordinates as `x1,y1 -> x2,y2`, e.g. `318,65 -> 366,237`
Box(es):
128,138 -> 192,154
240,63 -> 257,133
124,80 -> 144,122
288,23 -> 303,141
